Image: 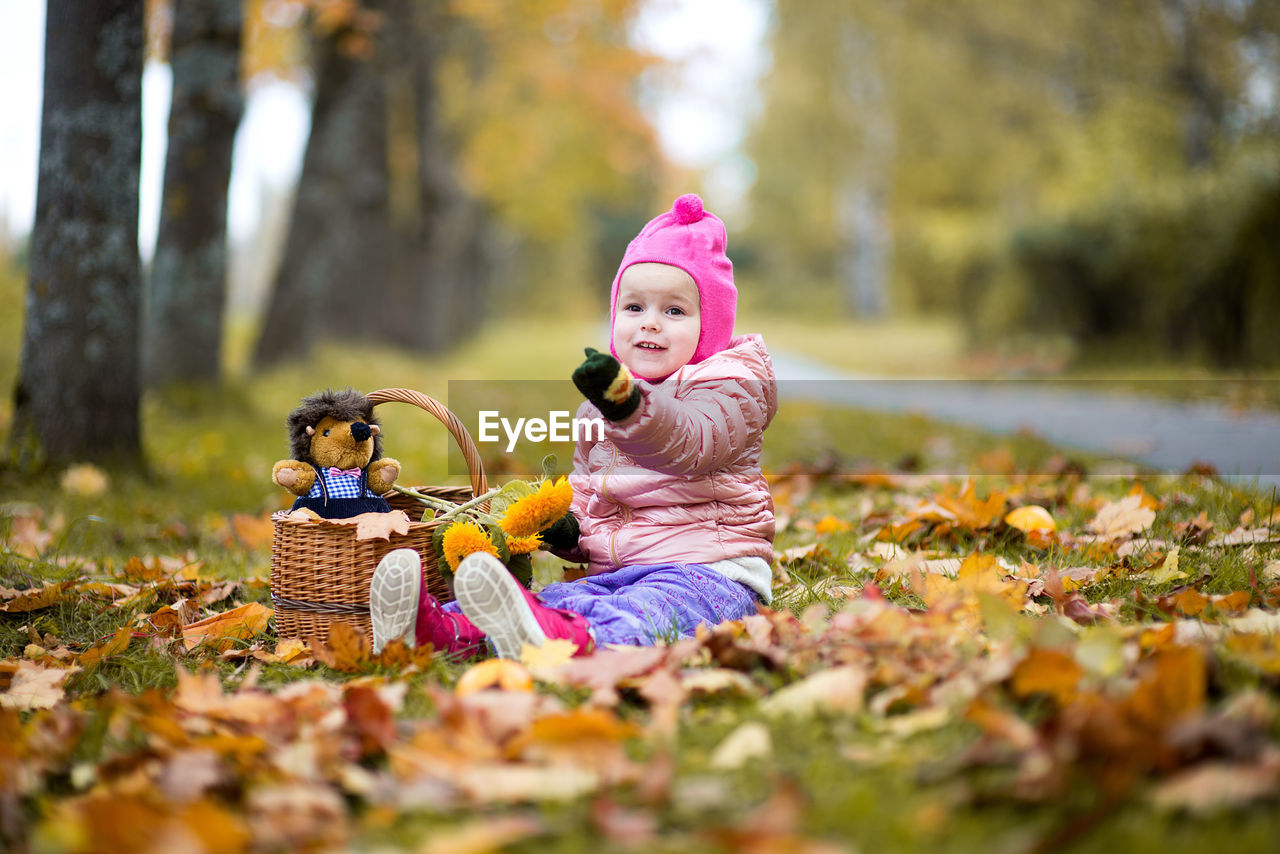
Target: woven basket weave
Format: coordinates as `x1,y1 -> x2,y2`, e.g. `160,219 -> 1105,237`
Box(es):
269,388 -> 489,644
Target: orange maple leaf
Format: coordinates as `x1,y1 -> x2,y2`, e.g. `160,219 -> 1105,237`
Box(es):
1,581 -> 76,613
182,602 -> 273,651
78,627 -> 133,669
312,622 -> 372,672
933,481 -> 1008,531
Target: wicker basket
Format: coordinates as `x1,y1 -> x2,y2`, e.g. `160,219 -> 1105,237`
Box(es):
269,388 -> 489,644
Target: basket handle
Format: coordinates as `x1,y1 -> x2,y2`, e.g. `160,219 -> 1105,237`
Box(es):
367,388 -> 489,499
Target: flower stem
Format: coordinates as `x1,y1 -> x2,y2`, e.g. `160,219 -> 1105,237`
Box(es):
391,484 -> 500,524
390,485 -> 459,514
436,487 -> 502,522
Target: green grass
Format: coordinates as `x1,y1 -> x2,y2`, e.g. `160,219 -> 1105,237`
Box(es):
4,254 -> 1280,853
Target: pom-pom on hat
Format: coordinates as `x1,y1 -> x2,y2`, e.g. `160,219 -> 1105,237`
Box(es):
610,193 -> 737,370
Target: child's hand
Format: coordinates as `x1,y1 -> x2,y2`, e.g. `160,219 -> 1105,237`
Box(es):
572,348 -> 640,421
540,510 -> 579,552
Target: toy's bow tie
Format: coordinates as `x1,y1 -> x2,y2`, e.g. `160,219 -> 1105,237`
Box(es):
328,467 -> 362,479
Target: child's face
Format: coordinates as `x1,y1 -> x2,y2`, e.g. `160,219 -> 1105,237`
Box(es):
612,262 -> 701,380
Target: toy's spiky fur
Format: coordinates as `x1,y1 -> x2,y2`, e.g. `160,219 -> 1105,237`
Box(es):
285,388 -> 383,464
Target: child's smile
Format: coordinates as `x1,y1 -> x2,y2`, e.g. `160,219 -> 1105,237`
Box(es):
612,262 -> 701,381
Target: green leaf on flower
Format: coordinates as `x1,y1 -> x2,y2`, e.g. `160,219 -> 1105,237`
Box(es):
541,454 -> 559,480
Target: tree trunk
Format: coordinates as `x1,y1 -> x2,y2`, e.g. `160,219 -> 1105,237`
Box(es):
836,22 -> 892,317
253,0 -> 496,364
1161,0 -> 1223,169
8,0 -> 145,470
406,2 -> 490,351
145,0 -> 244,387
253,6 -> 391,368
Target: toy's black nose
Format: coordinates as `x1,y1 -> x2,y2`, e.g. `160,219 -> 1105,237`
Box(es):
350,422 -> 372,442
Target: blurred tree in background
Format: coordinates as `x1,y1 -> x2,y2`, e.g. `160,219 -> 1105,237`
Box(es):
14,0 -> 1279,474
9,0 -> 145,469
8,0 -> 660,467
747,0 -> 1280,366
252,0 -> 659,367
145,0 -> 243,386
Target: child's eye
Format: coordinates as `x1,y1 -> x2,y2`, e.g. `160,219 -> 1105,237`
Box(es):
666,307 -> 685,316
624,303 -> 642,312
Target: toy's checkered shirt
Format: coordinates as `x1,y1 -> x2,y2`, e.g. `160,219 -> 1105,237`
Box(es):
306,466 -> 369,500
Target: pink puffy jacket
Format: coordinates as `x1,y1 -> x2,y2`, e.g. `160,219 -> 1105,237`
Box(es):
566,334 -> 777,575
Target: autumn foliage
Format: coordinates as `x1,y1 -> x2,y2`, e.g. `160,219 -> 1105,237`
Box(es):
3,466 -> 1280,850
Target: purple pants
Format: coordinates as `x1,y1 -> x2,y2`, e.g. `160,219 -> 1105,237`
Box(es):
444,562 -> 759,647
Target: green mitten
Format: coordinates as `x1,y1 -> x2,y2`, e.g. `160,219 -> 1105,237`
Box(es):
572,348 -> 640,421
540,510 -> 579,553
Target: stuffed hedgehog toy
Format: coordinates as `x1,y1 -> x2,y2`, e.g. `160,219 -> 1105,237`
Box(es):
272,388 -> 401,519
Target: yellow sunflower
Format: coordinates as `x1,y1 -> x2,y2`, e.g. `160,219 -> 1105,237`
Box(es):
441,520 -> 499,570
506,533 -> 542,555
499,477 -> 573,538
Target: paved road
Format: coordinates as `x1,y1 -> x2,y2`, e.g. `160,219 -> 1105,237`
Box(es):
771,352 -> 1280,490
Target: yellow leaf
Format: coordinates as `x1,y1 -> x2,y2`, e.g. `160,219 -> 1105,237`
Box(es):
519,638 -> 578,677
1147,546 -> 1186,585
709,721 -> 773,770
1,581 -> 76,613
919,554 -> 1028,614
252,638 -> 313,667
1010,647 -> 1082,706
60,463 -> 109,496
78,581 -> 141,604
1004,505 -> 1056,533
1075,626 -> 1127,678
760,666 -> 867,718
877,706 -> 953,739
182,602 -> 273,651
451,763 -> 600,804
229,513 -> 274,550
0,661 -> 79,710
1167,588 -> 1210,616
72,794 -> 249,854
934,481 -> 1007,530
680,668 -> 760,697
1224,633 -> 1280,674
419,816 -> 543,854
1212,590 -> 1252,614
1088,495 -> 1155,540
957,553 -> 1001,583
522,707 -> 637,747
1127,645 -> 1206,729
1128,482 -> 1161,510
456,659 -> 534,696
814,515 -> 851,535
78,627 -> 132,668
965,696 -> 1038,750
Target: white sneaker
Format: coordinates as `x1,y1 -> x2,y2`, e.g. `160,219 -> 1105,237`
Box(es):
453,552 -> 546,659
369,548 -> 421,654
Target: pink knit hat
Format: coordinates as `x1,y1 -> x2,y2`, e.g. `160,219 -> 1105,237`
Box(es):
609,193 -> 737,368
